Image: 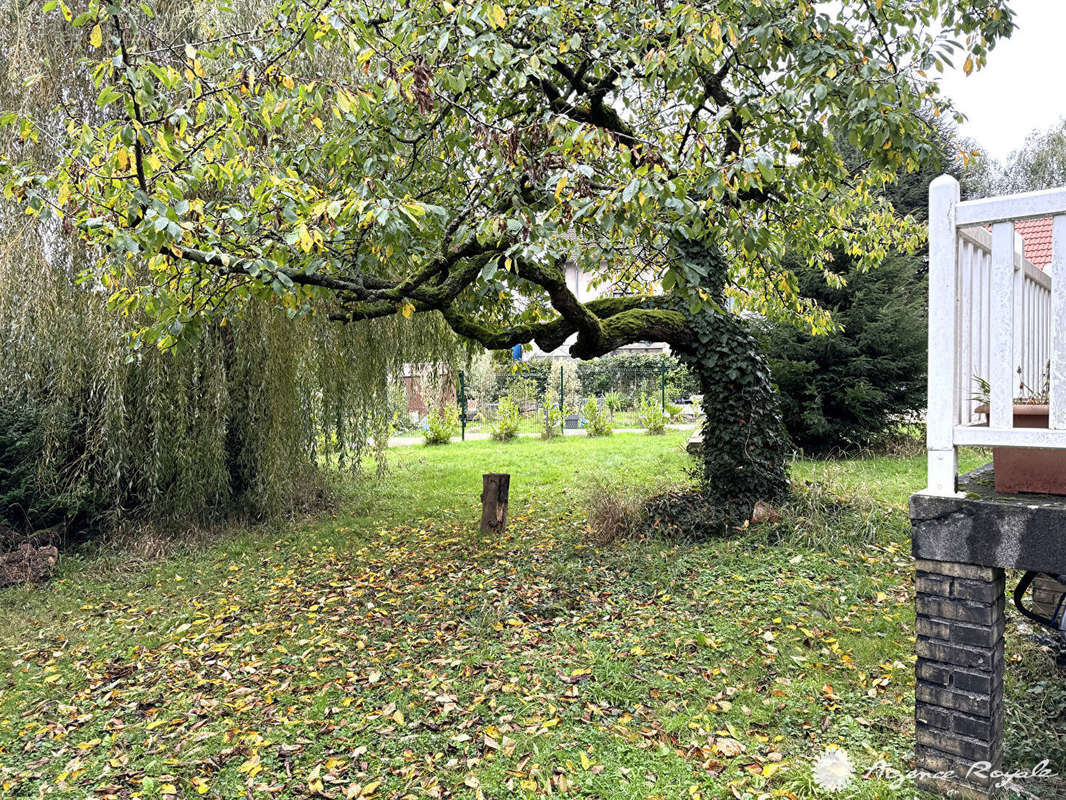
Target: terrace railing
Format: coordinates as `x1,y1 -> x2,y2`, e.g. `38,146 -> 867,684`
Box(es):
926,175 -> 1066,496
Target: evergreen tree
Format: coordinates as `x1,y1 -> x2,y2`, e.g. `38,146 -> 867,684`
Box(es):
760,130 -> 963,452
762,251 -> 926,453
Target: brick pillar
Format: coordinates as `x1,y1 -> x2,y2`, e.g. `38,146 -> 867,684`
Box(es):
914,559 -> 1005,800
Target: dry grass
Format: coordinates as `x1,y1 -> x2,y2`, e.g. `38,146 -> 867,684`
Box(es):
583,475 -> 647,544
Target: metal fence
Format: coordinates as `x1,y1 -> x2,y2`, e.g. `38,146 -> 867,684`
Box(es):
454,356 -> 701,439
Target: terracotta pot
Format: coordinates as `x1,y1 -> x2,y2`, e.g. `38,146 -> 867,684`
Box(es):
977,404 -> 1066,495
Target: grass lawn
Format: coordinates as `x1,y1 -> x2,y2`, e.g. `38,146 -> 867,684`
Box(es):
1,432 -> 1063,799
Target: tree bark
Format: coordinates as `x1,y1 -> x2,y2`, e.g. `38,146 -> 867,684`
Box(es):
480,473 -> 510,535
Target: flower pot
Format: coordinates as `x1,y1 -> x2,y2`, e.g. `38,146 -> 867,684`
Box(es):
977,404 -> 1066,495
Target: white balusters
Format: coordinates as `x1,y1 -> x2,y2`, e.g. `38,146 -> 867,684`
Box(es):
989,223 -> 1015,430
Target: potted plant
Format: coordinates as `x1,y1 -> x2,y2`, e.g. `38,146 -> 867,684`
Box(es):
974,368 -> 1066,494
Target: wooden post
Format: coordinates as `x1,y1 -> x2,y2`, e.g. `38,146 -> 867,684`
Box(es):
926,175 -> 961,495
1050,215 -> 1066,429
989,222 -> 1015,431
480,473 -> 510,534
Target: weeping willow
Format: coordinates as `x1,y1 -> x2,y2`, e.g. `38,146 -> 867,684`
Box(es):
0,1 -> 458,535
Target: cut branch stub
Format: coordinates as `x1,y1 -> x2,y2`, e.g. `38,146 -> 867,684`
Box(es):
480,473 -> 510,535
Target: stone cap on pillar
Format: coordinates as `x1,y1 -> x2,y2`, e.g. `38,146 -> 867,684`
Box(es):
911,463 -> 1066,574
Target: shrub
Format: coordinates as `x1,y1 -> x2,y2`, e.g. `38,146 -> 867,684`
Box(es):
637,395 -> 667,434
582,397 -> 613,437
604,391 -> 623,419
490,396 -> 521,441
424,405 -> 459,445
761,250 -> 926,454
541,390 -> 564,439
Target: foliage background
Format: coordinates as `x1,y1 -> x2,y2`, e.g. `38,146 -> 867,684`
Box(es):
761,252 -> 926,453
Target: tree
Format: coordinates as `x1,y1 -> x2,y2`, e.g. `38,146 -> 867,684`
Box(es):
762,127 -> 969,453
763,251 -> 927,453
998,118 -> 1066,194
3,0 -> 1014,525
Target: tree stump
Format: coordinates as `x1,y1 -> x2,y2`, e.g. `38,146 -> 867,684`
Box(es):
480,473 -> 510,535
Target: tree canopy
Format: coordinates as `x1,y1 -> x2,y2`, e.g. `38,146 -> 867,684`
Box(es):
981,117 -> 1066,195
4,0 -> 1014,356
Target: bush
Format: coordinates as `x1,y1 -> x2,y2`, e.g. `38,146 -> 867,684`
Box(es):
424,405 -> 459,445
604,391 -> 623,419
542,391 -> 563,439
761,250 -> 926,454
582,397 -> 613,437
637,395 -> 667,434
490,396 -> 521,441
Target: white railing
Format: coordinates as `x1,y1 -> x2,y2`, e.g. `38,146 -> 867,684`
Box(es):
954,226 -> 1051,427
926,176 -> 1066,496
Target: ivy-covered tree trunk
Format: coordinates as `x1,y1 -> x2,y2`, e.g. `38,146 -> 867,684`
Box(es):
676,314 -> 790,524
669,237 -> 790,525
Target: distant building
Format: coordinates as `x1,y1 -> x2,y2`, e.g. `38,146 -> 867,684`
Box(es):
1015,217 -> 1054,271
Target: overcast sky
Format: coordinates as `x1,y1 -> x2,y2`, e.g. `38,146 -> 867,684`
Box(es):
940,0 -> 1066,162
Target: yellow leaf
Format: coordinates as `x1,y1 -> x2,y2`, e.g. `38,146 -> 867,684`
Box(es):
89,24 -> 102,48
554,174 -> 568,201
191,777 -> 210,795
580,752 -> 592,770
488,4 -> 506,28
400,302 -> 415,319
56,183 -> 70,208
963,56 -> 974,75
161,784 -> 177,796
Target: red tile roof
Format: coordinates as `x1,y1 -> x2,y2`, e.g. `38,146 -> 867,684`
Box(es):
1015,217 -> 1054,269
